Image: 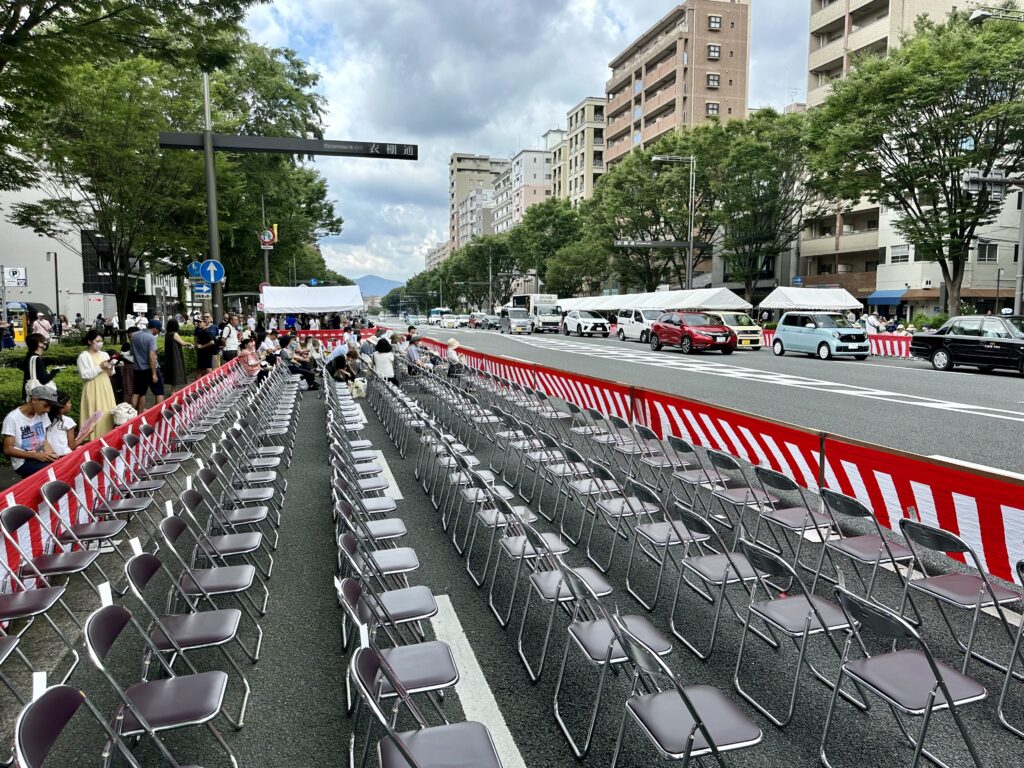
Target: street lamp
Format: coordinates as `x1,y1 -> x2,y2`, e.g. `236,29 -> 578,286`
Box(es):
969,7 -> 1024,24
45,252 -> 59,328
996,267 -> 1004,310
652,154 -> 697,290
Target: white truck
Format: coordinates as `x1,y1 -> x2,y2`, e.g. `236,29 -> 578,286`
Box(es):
511,293 -> 561,333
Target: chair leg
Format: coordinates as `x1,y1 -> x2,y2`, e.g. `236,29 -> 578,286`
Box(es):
552,640 -> 612,759
517,587 -> 560,683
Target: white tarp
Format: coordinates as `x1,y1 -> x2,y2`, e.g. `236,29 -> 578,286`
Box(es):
260,285 -> 364,313
559,287 -> 750,313
758,287 -> 862,311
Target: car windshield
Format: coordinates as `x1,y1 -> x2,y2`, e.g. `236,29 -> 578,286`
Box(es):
641,310 -> 663,320
717,313 -> 754,326
680,313 -> 716,326
578,311 -> 601,319
536,305 -> 559,316
812,313 -> 854,328
443,315 -> 455,320
1006,317 -> 1024,336
508,309 -> 528,318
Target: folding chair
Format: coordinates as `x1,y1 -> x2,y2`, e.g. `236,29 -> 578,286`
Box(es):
558,458 -> 622,547
663,435 -> 718,513
99,445 -> 167,498
83,604 -> 239,767
14,685 -> 145,768
998,559 -> 1024,738
180,486 -> 273,580
125,553 -> 253,728
898,518 -> 1020,678
79,460 -> 157,535
121,433 -> 188,499
552,558 -> 672,758
580,464 -> 657,573
631,424 -> 687,490
461,472 -> 537,587
704,449 -> 775,541
516,522 -> 612,683
751,465 -> 833,574
349,647 -> 502,768
196,467 -> 279,552
39,480 -> 129,555
610,613 -> 763,768
733,539 -> 867,728
821,587 -> 987,768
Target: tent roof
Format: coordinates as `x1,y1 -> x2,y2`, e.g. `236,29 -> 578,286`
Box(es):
260,285 -> 364,313
559,287 -> 750,313
758,287 -> 862,311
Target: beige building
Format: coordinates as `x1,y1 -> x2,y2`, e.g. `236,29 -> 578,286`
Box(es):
448,153 -> 509,249
493,148 -> 553,233
424,241 -> 449,271
559,97 -> 607,205
455,187 -> 496,250
605,0 -> 750,166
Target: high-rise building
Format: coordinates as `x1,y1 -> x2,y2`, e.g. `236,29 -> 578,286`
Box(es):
424,242 -> 449,271
801,0 -> 1019,316
605,1 -> 750,167
493,148 -> 553,233
455,187 -> 496,250
448,153 -> 509,249
561,97 -> 607,205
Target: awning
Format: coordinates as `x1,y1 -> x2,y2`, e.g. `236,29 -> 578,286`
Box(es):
559,288 -> 751,313
866,289 -> 907,305
260,285 -> 364,313
759,287 -> 862,311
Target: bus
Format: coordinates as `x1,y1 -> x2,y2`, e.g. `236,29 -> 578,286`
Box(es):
427,307 -> 451,325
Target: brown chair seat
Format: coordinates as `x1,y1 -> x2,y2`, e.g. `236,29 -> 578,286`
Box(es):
530,567 -> 612,602
635,520 -> 709,546
596,496 -> 658,518
221,506 -> 269,526
373,585 -> 438,623
712,487 -> 776,506
569,616 -> 671,664
751,594 -> 849,635
364,547 -> 419,574
910,573 -> 1020,608
0,586 -> 65,622
180,565 -> 256,596
199,532 -> 263,557
626,685 -> 762,756
499,532 -> 569,559
58,520 -> 126,543
684,553 -> 757,585
121,671 -> 228,734
761,505 -> 831,532
150,609 -> 243,651
829,535 -> 912,564
94,497 -> 153,516
364,518 -> 407,540
360,497 -> 398,515
844,649 -> 987,713
27,550 -> 98,577
378,721 -> 501,768
377,641 -> 459,696
475,506 -> 537,528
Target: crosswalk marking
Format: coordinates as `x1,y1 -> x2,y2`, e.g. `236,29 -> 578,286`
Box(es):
505,335 -> 1024,424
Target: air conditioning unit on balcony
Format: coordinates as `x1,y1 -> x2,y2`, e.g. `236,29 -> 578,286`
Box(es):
923,279 -> 932,288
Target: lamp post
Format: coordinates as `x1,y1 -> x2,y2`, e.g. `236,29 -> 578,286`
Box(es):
45,252 -> 58,328
652,154 -> 697,289
996,267 -> 1004,311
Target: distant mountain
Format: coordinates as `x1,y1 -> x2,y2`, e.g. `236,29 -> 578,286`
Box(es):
354,274 -> 404,297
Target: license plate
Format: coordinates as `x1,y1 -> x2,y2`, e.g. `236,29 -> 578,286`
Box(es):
740,339 -> 751,346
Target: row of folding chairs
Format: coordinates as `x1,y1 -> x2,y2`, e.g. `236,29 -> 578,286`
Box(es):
3,361 -> 304,766
391,359 -> 1024,764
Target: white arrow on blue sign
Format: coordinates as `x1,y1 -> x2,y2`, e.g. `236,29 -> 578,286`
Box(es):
200,259 -> 225,283
309,278 -> 318,286
193,283 -> 212,295
186,261 -> 203,278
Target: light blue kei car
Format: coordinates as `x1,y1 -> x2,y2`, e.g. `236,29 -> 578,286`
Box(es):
771,311 -> 870,360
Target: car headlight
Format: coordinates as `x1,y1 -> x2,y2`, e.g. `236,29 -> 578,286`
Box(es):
832,331 -> 841,339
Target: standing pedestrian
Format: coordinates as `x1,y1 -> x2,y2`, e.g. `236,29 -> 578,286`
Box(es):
130,319 -> 164,411
162,318 -> 192,394
30,312 -> 52,341
220,314 -> 240,363
194,313 -> 216,379
77,330 -> 116,441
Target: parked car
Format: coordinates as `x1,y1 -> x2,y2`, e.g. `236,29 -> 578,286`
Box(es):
483,314 -> 501,330
615,308 -> 664,343
910,314 -> 1024,373
500,307 -> 532,334
440,314 -> 459,329
457,314 -> 470,327
468,312 -> 487,328
562,309 -> 610,338
649,312 -> 736,354
772,312 -> 869,360
705,311 -> 763,350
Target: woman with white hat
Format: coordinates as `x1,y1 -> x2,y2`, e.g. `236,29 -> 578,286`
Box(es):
445,338 -> 464,377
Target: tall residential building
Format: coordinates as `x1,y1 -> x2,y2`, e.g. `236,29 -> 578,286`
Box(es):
493,148 -> 553,233
605,1 -> 750,166
424,242 -> 449,271
455,187 -> 495,250
448,153 -> 509,249
801,0 -> 1019,316
563,97 -> 607,204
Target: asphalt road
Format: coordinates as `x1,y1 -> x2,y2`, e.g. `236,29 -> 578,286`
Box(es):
410,324 -> 1024,474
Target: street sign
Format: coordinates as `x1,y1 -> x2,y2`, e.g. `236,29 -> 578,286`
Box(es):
613,239 -> 688,249
3,267 -> 26,287
259,281 -> 270,292
193,283 -> 212,296
132,302 -> 148,313
199,259 -> 225,283
309,278 -> 318,286
159,133 -> 419,161
792,276 -> 805,286
186,261 -> 203,278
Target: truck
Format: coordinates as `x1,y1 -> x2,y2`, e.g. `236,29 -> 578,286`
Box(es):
511,293 -> 561,333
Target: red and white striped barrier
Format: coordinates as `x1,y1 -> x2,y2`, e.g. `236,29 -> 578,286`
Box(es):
761,330 -> 911,358
428,340 -> 1024,584
1,360 -> 246,586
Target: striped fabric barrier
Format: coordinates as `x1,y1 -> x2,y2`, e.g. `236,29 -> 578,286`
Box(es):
762,330 -> 912,358
1,360 -> 245,587
428,340 -> 1024,584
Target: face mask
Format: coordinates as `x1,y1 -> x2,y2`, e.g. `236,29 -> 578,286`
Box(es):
91,340 -> 103,350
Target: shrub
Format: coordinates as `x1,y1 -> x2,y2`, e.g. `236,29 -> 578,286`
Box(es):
762,322 -> 778,331
910,313 -> 948,330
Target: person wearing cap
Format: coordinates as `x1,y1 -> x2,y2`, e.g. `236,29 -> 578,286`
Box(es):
405,337 -> 430,375
3,386 -> 58,478
130,319 -> 164,411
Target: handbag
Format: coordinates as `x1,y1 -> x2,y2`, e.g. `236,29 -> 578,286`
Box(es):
350,378 -> 367,398
110,402 -> 138,426
25,355 -> 57,400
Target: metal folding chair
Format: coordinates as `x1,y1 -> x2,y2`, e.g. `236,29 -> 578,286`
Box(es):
583,467 -> 659,574
821,587 -> 987,768
998,559 -> 1024,738
751,465 -> 833,575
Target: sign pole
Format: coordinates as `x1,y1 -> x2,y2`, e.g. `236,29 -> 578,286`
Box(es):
202,73 -> 224,324
0,264 -> 7,327
261,195 -> 270,285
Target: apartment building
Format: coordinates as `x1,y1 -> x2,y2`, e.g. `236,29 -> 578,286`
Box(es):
605,0 -> 750,166
424,242 -> 449,271
448,153 -> 509,249
556,97 -> 607,204
493,148 -> 553,233
455,187 -> 496,250
802,0 -> 1020,316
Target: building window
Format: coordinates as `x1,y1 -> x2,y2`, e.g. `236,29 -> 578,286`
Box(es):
977,243 -> 999,263
706,73 -> 720,88
707,44 -> 721,60
706,102 -> 719,117
1014,243 -> 1019,263
633,132 -> 642,145
890,244 -> 910,264
634,79 -> 643,93
727,107 -> 733,114
708,15 -> 722,30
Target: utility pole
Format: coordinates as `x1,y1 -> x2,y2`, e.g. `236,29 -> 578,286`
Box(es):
488,253 -> 493,314
202,73 -> 223,323
261,194 -> 270,285
46,252 -> 59,325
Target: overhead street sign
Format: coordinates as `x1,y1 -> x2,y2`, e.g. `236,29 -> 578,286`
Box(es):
614,239 -> 688,249
200,259 -> 225,283
193,283 -> 212,296
159,132 -> 419,161
186,261 -> 203,278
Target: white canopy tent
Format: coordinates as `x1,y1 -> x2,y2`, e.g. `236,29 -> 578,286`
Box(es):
758,287 -> 862,311
559,287 -> 751,313
260,285 -> 364,313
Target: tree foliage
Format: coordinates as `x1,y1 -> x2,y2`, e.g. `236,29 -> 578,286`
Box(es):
808,8 -> 1024,312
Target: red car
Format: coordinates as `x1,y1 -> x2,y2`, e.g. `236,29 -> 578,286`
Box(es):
649,311 -> 736,354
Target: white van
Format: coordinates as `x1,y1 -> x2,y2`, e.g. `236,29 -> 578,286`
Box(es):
615,308 -> 665,343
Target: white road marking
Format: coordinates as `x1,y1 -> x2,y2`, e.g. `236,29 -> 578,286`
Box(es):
928,456 -> 1024,483
373,450 -> 403,499
500,335 -> 1024,424
430,596 -> 527,768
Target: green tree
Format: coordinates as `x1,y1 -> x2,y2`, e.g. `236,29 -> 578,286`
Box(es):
544,238 -> 612,297
716,109 -> 825,303
808,8 -> 1024,313
506,198 -> 580,277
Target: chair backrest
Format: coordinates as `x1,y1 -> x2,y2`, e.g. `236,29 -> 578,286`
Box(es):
634,424 -> 659,442
738,539 -> 792,580
122,434 -> 140,450
624,479 -> 660,508
197,467 -> 219,488
180,488 -> 205,516
211,452 -> 230,469
125,552 -> 162,593
0,504 -> 35,535
834,586 -> 914,642
561,444 -> 587,465
820,488 -> 872,520
706,449 -> 741,473
139,424 -> 155,438
898,518 -> 970,554
566,402 -> 583,417
673,504 -> 717,541
99,446 -> 122,464
84,604 -> 132,662
587,460 -> 616,484
753,465 -> 799,493
81,460 -> 104,482
667,435 -> 697,457
609,415 -> 631,431
158,515 -> 188,546
612,613 -> 672,678
40,480 -> 72,508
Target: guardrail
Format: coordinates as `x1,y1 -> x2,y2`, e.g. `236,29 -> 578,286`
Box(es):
1,360 -> 245,580
762,330 -> 911,358
424,338 -> 1023,584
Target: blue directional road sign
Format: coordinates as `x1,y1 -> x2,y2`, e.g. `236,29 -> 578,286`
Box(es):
193,283 -> 212,296
792,275 -> 804,286
309,278 -> 318,286
199,259 -> 225,283
186,261 -> 203,278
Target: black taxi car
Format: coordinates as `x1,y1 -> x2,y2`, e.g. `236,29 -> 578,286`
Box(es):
910,314 -> 1024,373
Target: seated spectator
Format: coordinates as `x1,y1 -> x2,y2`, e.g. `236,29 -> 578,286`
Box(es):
278,334 -> 317,390
259,330 -> 280,361
238,337 -> 267,383
359,333 -> 376,358
373,337 -> 396,384
392,332 -> 409,357
46,391 -> 90,457
445,338 -> 466,377
3,387 -> 58,478
405,337 -> 431,375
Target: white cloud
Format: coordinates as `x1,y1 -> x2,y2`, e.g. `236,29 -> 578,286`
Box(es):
246,0 -> 809,282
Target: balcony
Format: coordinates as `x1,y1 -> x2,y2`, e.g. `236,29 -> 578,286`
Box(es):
836,228 -> 879,252
847,16 -> 889,55
642,113 -> 677,143
605,139 -> 631,165
644,87 -> 676,116
644,54 -> 678,91
801,234 -> 839,259
810,0 -> 847,33
801,271 -> 877,297
606,89 -> 632,116
606,111 -> 633,140
808,37 -> 845,73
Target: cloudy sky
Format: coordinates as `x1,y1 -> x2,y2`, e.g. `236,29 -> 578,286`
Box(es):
245,0 -> 810,283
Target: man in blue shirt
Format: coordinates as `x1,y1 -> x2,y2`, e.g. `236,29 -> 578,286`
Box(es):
131,319 -> 164,410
